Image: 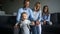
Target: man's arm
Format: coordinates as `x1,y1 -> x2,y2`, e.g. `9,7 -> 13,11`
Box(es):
28,8 -> 34,21
16,8 -> 22,23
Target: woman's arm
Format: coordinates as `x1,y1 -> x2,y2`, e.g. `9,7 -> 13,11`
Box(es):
38,10 -> 42,22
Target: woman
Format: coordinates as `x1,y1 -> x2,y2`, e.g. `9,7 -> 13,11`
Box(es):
30,2 -> 42,34
41,5 -> 52,25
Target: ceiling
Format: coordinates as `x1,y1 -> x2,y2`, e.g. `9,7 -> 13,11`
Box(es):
0,0 -> 14,4
0,0 -> 7,4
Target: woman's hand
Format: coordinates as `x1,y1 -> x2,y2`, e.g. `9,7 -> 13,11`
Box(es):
31,21 -> 35,26
36,21 -> 40,26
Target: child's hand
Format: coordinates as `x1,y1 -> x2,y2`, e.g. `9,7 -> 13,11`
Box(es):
43,20 -> 46,25
14,25 -> 18,29
32,21 -> 35,26
36,21 -> 40,25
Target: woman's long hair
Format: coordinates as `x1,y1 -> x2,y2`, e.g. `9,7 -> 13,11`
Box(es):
42,5 -> 49,16
33,2 -> 41,11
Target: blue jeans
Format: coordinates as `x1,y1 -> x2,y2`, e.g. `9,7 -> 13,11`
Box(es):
31,25 -> 39,34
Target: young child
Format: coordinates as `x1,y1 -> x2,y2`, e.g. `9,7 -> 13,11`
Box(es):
41,5 -> 52,25
30,2 -> 42,34
15,12 -> 31,34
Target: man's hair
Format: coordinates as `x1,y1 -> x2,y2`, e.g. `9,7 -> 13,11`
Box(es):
23,0 -> 30,4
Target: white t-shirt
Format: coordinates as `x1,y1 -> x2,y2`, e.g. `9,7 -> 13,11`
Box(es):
16,20 -> 31,34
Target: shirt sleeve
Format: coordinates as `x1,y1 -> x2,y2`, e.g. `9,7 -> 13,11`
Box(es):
16,8 -> 21,23
28,8 -> 33,21
28,20 -> 32,26
38,10 -> 42,22
16,21 -> 22,27
15,21 -> 20,25
46,14 -> 50,22
27,20 -> 31,24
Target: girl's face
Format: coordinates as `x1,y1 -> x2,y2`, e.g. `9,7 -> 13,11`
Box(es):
22,14 -> 28,20
44,7 -> 48,13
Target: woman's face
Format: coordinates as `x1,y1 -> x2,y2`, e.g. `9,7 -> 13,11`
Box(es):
34,4 -> 41,11
44,7 -> 48,13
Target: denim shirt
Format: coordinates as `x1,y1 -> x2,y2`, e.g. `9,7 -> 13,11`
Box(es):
16,8 -> 33,22
41,13 -> 50,22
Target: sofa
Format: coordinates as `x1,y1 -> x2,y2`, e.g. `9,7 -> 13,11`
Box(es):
0,13 -> 60,34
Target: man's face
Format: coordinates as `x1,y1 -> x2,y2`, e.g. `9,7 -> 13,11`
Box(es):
24,1 -> 30,7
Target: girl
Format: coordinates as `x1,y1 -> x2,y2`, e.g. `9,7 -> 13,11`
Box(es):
41,5 -> 52,25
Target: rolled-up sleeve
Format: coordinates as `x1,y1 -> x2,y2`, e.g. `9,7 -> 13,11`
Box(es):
46,14 -> 50,22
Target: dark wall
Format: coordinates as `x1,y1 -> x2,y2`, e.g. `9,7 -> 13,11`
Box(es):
2,0 -> 60,14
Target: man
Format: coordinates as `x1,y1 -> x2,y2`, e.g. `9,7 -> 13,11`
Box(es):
14,0 -> 33,34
